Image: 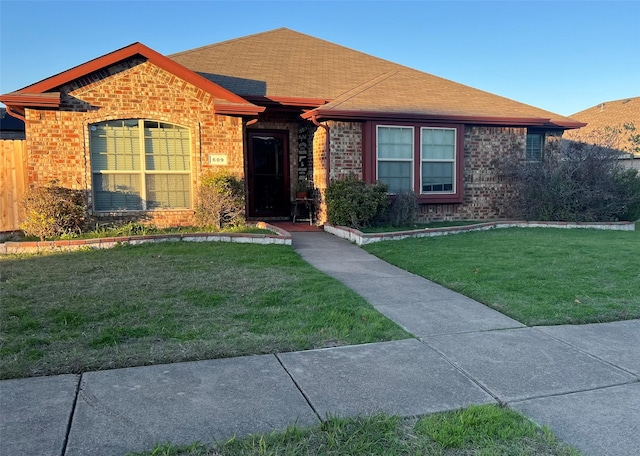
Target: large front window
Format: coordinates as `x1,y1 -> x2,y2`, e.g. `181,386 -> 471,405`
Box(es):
90,120 -> 191,211
375,124 -> 461,200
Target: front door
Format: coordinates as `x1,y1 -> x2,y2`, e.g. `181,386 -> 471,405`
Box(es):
247,130 -> 290,218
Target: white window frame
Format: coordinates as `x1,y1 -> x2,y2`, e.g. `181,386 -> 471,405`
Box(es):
89,119 -> 191,211
376,125 -> 414,193
420,127 -> 457,195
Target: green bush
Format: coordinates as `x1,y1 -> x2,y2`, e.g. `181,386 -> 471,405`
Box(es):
496,139 -> 640,222
325,176 -> 389,229
20,183 -> 89,240
195,171 -> 245,229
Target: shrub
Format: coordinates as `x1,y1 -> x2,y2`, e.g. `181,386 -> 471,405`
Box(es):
496,139 -> 640,222
20,183 -> 89,240
377,190 -> 417,227
195,171 -> 245,229
325,176 -> 389,228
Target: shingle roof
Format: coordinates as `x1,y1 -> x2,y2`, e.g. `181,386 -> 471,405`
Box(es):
563,97 -> 640,153
170,28 -> 583,128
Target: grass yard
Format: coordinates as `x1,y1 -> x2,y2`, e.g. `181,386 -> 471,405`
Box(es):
364,227 -> 640,326
0,242 -> 410,380
132,405 -> 580,456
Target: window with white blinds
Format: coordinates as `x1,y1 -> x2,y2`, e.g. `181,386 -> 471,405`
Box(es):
421,128 -> 456,193
90,120 -> 191,211
376,126 -> 414,192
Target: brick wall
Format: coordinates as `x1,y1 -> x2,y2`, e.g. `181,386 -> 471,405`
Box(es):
24,59 -> 244,227
418,126 -> 526,221
318,122 -> 534,224
309,120 -> 363,223
329,121 -> 363,180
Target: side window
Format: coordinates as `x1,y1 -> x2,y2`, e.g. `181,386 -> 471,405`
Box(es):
526,132 -> 543,162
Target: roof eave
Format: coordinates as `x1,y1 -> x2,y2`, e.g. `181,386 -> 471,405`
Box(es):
302,108 -> 587,129
213,103 -> 266,116
243,95 -> 331,108
0,92 -> 61,108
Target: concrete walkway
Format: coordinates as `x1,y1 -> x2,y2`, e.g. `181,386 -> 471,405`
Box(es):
1,232 -> 638,456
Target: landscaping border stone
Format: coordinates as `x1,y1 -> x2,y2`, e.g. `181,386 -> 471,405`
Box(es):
0,222 -> 291,255
324,221 -> 635,246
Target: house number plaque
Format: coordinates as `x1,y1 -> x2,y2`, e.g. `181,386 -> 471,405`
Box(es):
208,154 -> 228,166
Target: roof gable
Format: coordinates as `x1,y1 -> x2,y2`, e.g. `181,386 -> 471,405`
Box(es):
0,42 -> 263,116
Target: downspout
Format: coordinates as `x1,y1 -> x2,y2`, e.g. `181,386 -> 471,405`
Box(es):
310,114 -> 330,188
6,105 -> 26,122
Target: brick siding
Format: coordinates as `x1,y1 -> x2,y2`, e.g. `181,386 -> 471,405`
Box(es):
313,122 -> 558,224
24,59 -> 244,227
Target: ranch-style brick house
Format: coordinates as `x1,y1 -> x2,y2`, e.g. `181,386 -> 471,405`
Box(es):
0,28 -> 585,227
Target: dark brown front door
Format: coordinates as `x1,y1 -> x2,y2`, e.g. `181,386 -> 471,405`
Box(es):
247,130 -> 290,218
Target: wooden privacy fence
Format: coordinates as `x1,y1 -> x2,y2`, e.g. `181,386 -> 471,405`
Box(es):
1,140 -> 27,232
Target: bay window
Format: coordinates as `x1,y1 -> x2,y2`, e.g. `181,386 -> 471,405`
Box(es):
89,120 -> 191,211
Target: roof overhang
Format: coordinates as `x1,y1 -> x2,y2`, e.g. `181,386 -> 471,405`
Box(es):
244,95 -> 331,109
301,108 -> 587,129
0,42 -> 264,116
0,92 -> 61,108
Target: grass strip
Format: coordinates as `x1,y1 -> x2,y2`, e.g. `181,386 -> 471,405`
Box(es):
131,405 -> 581,455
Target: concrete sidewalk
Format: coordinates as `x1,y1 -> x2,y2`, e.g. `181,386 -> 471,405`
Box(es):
1,232 -> 638,456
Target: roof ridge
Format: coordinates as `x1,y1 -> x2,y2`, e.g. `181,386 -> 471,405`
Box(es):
168,27 -> 293,58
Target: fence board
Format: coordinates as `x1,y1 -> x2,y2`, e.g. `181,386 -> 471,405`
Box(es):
1,140 -> 27,232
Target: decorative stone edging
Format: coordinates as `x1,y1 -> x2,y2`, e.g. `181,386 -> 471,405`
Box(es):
324,221 -> 636,246
0,222 -> 291,255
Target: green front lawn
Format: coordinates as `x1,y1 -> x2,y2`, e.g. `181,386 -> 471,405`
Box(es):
132,405 -> 580,456
0,242 -> 410,379
364,227 -> 640,326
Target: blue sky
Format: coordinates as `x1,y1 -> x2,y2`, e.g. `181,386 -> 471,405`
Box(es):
1,0 -> 638,117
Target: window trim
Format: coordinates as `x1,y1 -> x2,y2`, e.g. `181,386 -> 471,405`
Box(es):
89,119 -> 192,212
364,121 -> 464,203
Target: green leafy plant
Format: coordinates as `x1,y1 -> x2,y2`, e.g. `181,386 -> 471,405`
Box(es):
195,171 -> 245,229
20,183 -> 89,241
325,175 -> 389,229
